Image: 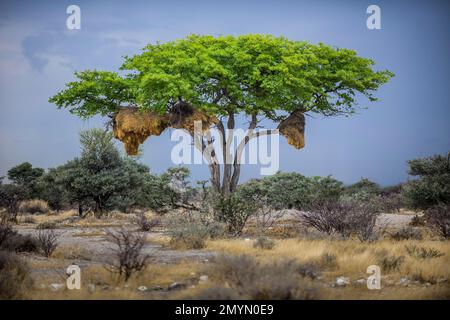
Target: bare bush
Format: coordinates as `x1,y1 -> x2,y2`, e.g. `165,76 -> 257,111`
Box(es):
19,199 -> 50,215
0,250 -> 32,299
133,213 -> 160,232
425,204 -> 450,239
37,229 -> 59,257
106,228 -> 150,281
410,214 -> 426,227
254,208 -> 287,235
390,226 -> 422,241
379,193 -> 404,213
0,224 -> 39,253
299,200 -> 380,241
204,254 -> 319,300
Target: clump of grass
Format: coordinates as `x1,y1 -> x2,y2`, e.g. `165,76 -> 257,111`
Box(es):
411,271 -> 437,284
165,212 -> 225,249
19,199 -> 50,215
53,245 -> 93,261
405,245 -> 444,260
253,236 -> 275,250
22,216 -> 36,224
0,250 -> 33,299
189,286 -> 241,300
379,255 -> 405,272
36,221 -> 57,230
133,213 -> 160,232
316,252 -> 339,270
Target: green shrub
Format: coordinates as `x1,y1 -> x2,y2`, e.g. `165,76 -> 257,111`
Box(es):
213,195 -> 255,236
169,223 -> 208,249
402,153 -> 450,210
165,212 -> 225,249
237,172 -> 343,212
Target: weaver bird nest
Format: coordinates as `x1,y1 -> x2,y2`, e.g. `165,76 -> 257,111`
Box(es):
112,104 -> 218,155
278,110 -> 305,149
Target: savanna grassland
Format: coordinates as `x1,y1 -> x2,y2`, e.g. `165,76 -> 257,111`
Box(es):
4,207 -> 449,300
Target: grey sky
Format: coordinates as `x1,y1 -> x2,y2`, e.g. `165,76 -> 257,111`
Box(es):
0,0 -> 449,186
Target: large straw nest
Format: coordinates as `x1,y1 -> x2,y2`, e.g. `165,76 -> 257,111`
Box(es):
112,107 -> 169,155
168,102 -> 218,134
278,110 -> 305,149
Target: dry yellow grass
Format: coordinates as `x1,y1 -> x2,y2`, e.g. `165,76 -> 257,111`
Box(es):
13,209 -> 450,300
52,245 -> 93,260
205,238 -> 450,285
27,260 -> 202,300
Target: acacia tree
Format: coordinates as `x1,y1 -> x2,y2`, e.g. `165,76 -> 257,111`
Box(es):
50,34 -> 393,195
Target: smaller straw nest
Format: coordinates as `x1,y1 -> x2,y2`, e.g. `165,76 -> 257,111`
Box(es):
278,110 -> 305,149
112,107 -> 168,155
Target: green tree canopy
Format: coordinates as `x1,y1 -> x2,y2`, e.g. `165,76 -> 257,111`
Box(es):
50,34 -> 393,194
403,152 -> 450,209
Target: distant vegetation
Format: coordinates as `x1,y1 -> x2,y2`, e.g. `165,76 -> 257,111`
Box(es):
0,129 -> 449,240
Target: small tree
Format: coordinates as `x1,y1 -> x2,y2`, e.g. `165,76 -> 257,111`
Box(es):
38,167 -> 69,211
7,162 -> 44,199
0,184 -> 28,222
59,129 -> 150,217
402,152 -> 450,209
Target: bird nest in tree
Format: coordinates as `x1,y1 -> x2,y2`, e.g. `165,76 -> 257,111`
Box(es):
112,104 -> 218,155
168,102 -> 218,134
112,107 -> 168,155
278,111 -> 305,149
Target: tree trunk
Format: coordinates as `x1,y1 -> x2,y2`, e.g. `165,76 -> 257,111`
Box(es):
94,196 -> 103,218
78,203 -> 83,217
